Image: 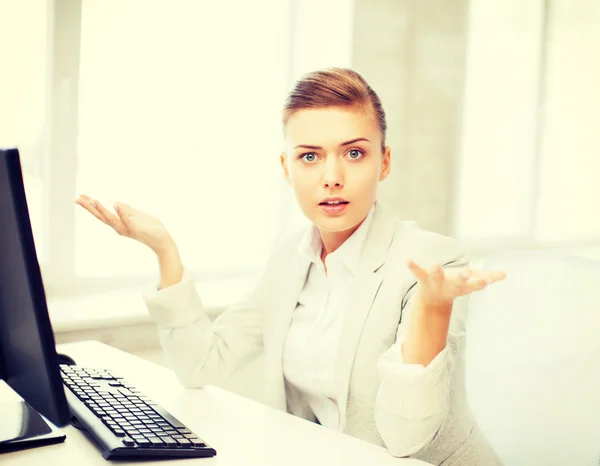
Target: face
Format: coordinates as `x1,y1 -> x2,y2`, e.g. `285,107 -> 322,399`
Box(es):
280,105 -> 391,235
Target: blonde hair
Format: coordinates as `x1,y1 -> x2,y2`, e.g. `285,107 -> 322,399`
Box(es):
282,68 -> 387,150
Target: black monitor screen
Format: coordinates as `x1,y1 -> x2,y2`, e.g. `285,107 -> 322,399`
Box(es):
0,148 -> 70,427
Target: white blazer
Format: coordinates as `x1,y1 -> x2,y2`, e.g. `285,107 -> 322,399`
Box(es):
143,202 -> 503,465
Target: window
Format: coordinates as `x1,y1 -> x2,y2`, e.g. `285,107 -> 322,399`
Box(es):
5,0 -> 355,295
535,0 -> 600,242
457,0 -> 600,245
0,0 -> 48,262
74,0 -> 289,280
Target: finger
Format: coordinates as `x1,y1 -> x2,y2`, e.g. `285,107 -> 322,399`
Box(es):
75,194 -> 93,207
470,269 -> 506,281
75,194 -> 88,206
93,200 -> 128,235
407,259 -> 429,282
475,278 -> 488,290
468,278 -> 488,292
114,202 -> 137,216
477,270 -> 507,284
457,267 -> 471,282
75,198 -> 110,226
487,270 -> 507,282
115,205 -> 135,232
429,264 -> 444,282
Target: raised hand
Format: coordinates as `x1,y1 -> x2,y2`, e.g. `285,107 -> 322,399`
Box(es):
407,259 -> 506,309
75,194 -> 175,254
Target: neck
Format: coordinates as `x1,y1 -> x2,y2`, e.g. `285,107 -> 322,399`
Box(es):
319,221 -> 362,262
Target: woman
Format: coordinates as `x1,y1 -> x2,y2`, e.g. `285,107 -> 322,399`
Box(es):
76,68 -> 505,465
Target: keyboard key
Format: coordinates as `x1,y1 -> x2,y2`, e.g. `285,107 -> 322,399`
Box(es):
176,438 -> 192,448
163,438 -> 178,447
146,437 -> 164,446
122,437 -> 136,446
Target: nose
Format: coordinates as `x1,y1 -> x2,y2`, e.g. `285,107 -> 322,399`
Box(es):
322,156 -> 344,188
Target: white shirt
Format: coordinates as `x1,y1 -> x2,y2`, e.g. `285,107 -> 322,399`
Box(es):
282,207 -> 375,430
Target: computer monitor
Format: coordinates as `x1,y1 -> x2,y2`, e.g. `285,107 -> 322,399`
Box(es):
0,147 -> 70,428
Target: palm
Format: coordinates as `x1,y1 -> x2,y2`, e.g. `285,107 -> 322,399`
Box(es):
407,259 -> 506,305
125,211 -> 170,244
75,194 -> 172,252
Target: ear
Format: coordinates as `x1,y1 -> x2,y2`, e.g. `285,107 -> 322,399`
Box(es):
280,152 -> 290,184
380,146 -> 391,181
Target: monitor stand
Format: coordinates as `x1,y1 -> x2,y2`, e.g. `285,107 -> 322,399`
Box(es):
0,382 -> 66,453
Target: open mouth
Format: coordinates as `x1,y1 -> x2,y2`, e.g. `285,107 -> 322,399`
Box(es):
318,200 -> 350,214
318,200 -> 349,206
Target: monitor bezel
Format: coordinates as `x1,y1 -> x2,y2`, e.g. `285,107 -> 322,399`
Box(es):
0,148 -> 70,427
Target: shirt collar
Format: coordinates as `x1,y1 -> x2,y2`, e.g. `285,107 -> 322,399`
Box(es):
297,203 -> 376,275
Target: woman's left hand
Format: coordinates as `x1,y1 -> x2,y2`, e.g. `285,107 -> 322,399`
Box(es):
407,259 -> 506,310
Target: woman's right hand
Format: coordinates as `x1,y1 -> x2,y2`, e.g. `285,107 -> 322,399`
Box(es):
75,194 -> 175,255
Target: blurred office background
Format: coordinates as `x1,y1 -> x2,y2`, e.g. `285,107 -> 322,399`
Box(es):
1,0 -> 599,401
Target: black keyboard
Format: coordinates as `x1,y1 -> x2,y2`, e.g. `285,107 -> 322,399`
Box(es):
59,364 -> 216,460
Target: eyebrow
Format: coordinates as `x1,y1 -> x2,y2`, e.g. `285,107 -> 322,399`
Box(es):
294,137 -> 371,150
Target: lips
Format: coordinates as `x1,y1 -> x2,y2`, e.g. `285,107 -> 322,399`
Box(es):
319,200 -> 349,206
318,196 -> 349,206
318,198 -> 350,215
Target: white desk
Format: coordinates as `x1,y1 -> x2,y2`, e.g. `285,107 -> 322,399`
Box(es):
3,341 -> 431,465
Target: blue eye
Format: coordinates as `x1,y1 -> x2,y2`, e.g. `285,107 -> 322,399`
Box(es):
301,153 -> 317,162
347,149 -> 364,160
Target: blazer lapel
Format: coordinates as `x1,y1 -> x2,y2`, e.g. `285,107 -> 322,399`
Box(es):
264,252 -> 311,412
335,203 -> 395,428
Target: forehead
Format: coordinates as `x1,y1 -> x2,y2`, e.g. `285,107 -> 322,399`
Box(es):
285,106 -> 379,146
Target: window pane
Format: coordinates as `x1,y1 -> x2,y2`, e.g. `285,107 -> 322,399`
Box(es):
0,0 -> 48,262
535,0 -> 600,241
75,0 -> 288,277
456,0 -> 543,239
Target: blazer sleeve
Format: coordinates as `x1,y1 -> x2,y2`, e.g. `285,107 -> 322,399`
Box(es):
374,251 -> 469,458
142,248 -> 278,389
